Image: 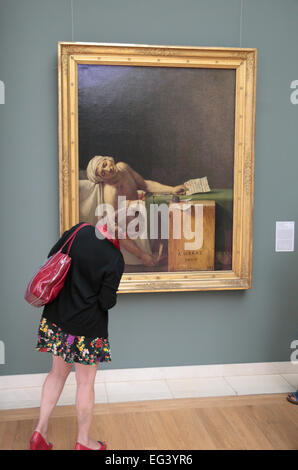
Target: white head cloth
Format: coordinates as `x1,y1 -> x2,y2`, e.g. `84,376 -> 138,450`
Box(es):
86,155 -> 115,184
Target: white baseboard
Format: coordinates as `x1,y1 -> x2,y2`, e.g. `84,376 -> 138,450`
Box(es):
0,361 -> 297,411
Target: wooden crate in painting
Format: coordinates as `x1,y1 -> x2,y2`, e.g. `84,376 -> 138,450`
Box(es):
168,200 -> 215,271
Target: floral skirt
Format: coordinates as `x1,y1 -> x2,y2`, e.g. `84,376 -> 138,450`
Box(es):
35,317 -> 112,365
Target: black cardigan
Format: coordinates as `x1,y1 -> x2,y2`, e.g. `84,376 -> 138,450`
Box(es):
42,222 -> 125,338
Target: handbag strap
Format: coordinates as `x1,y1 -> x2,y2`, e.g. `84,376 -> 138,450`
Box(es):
59,223 -> 91,255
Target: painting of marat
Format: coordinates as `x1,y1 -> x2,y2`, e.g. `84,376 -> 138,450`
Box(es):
79,155 -> 187,267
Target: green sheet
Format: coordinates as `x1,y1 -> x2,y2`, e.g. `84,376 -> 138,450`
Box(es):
144,189 -> 233,268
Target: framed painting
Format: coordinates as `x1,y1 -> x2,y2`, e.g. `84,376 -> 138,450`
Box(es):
58,41 -> 257,293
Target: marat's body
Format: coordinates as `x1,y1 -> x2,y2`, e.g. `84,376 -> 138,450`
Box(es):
97,158 -> 186,206
94,157 -> 186,267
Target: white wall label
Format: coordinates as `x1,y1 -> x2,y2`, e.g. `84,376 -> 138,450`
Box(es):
290,79 -> 298,104
0,80 -> 4,104
275,221 -> 295,252
0,341 -> 5,364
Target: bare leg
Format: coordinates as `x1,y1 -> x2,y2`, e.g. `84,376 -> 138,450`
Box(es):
35,355 -> 72,442
75,362 -> 101,449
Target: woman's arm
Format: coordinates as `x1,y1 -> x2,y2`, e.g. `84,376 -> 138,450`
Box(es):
97,256 -> 125,311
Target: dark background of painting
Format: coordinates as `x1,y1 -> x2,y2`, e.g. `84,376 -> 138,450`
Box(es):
78,64 -> 235,189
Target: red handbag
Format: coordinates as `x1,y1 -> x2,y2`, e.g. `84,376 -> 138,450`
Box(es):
24,223 -> 91,307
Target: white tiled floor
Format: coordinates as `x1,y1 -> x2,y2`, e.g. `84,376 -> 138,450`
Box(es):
0,387 -> 43,409
94,383 -> 108,403
60,374 -> 296,407
224,374 -> 296,396
166,377 -> 235,399
0,369 -> 297,410
106,380 -> 173,403
281,374 -> 298,389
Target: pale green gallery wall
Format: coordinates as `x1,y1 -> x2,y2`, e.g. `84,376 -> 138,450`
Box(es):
0,0 -> 297,375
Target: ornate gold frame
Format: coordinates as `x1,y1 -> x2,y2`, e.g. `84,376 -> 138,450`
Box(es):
58,41 -> 257,293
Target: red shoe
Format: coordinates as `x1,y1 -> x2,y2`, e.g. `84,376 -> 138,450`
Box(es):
29,431 -> 53,450
74,440 -> 107,450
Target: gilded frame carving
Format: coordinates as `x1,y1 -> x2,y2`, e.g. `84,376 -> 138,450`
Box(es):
58,41 -> 257,294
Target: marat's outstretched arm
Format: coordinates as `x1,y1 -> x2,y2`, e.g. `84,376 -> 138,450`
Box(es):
144,180 -> 178,192
125,163 -> 185,194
